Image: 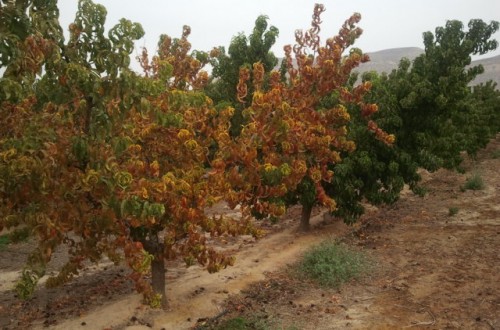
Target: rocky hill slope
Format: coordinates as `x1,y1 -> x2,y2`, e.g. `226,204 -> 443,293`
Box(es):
356,47 -> 500,87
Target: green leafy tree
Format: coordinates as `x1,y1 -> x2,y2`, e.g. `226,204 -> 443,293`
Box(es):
322,71 -> 421,223
324,19 -> 500,224
469,80 -> 500,139
205,15 -> 279,136
393,19 -> 499,170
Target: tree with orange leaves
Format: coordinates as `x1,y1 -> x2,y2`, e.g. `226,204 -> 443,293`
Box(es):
0,0 -> 254,308
218,4 -> 393,230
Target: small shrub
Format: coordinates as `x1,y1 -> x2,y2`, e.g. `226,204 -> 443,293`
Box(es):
205,316 -> 298,330
8,227 -> 30,243
462,173 -> 485,191
492,149 -> 500,159
0,234 -> 10,250
293,239 -> 369,288
213,317 -> 247,330
448,207 -> 459,216
0,229 -> 30,251
15,269 -> 40,299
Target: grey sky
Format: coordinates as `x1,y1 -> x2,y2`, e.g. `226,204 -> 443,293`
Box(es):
58,0 -> 500,64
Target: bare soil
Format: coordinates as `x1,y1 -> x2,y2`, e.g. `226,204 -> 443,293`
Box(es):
0,135 -> 499,330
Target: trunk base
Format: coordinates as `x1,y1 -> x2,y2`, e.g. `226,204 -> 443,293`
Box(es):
299,204 -> 313,231
151,256 -> 168,308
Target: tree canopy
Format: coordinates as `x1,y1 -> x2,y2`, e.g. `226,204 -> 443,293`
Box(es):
219,5 -> 394,231
0,0 -> 253,308
1,0 -> 499,310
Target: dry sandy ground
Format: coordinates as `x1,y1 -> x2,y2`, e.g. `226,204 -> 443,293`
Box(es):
0,135 -> 499,330
204,137 -> 500,330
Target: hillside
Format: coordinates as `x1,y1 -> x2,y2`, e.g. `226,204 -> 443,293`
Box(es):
356,47 -> 424,74
470,54 -> 500,86
355,47 -> 500,87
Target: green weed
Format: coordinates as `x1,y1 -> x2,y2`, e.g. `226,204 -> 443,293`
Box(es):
8,227 -> 30,243
462,173 -> 485,191
212,317 -> 248,330
204,316 -> 298,330
448,207 -> 459,216
0,228 -> 30,250
492,149 -> 500,159
0,234 -> 10,250
293,239 -> 369,288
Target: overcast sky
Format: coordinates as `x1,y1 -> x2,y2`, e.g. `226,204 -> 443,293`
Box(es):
58,0 -> 500,66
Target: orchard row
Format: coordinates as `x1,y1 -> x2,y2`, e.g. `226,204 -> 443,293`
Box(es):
0,1 -> 498,307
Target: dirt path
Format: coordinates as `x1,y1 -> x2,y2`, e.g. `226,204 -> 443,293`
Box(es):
0,204 -> 351,329
48,209 -> 353,330
0,136 -> 499,330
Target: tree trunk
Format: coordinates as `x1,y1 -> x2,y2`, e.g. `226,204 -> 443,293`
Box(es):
299,203 -> 313,231
140,231 -> 168,308
151,256 -> 168,308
